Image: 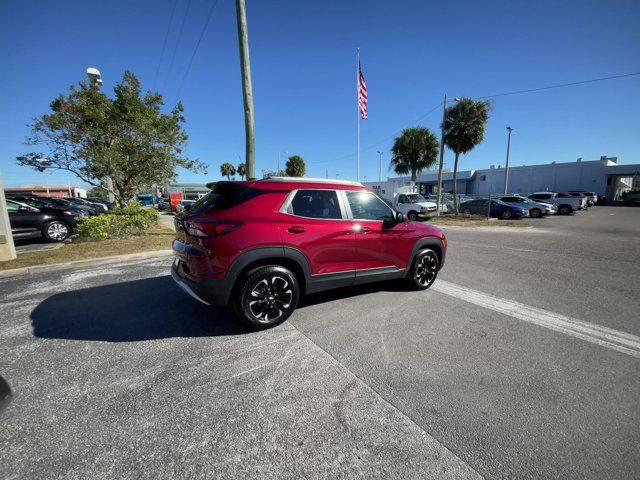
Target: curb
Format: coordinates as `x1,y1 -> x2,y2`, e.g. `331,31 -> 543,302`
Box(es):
0,249 -> 174,279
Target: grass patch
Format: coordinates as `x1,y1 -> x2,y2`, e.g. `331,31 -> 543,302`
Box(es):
1,222 -> 174,271
427,215 -> 530,228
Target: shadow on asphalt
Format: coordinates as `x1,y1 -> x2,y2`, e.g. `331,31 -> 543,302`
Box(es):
299,280 -> 407,309
31,275 -> 251,342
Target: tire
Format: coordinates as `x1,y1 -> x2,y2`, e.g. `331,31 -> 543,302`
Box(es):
558,204 -> 572,215
529,208 -> 542,218
501,210 -> 512,220
406,248 -> 439,291
407,211 -> 419,222
42,221 -> 70,242
463,209 -> 471,216
232,266 -> 300,329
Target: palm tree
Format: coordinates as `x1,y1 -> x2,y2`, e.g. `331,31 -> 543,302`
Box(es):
220,162 -> 236,180
237,163 -> 246,180
443,98 -> 491,214
285,155 -> 306,177
390,127 -> 440,182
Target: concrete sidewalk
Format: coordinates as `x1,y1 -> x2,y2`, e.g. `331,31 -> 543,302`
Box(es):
158,212 -> 176,232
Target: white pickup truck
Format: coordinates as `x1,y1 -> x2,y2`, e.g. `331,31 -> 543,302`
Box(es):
384,191 -> 438,221
528,192 -> 586,215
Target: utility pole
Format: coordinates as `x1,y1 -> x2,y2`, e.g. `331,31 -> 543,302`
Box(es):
504,126 -> 513,194
436,94 -> 447,216
236,0 -> 255,180
377,151 -> 383,182
0,172 -> 17,262
43,170 -> 50,195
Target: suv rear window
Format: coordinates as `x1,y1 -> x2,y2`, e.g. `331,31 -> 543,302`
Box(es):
289,190 -> 342,219
188,182 -> 250,214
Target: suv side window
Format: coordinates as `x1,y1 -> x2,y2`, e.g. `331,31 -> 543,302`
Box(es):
289,190 -> 342,219
6,201 -> 19,213
346,191 -> 394,221
398,194 -> 409,204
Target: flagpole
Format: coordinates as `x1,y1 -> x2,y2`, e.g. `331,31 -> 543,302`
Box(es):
356,48 -> 360,182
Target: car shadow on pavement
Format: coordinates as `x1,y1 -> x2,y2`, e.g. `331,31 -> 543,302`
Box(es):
31,275 -> 251,342
299,280 -> 407,309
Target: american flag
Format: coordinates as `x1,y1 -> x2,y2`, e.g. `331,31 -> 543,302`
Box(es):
358,61 -> 367,120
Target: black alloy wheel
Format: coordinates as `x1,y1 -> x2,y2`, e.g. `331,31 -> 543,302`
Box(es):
234,266 -> 299,329
408,248 -> 439,290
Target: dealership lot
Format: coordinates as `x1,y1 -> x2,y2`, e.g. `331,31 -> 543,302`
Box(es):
1,207 -> 638,479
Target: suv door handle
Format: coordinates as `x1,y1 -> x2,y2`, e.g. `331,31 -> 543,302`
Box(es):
360,226 -> 371,233
287,226 -> 306,234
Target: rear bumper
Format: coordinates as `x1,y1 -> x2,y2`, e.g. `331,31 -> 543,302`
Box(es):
170,257 -> 231,306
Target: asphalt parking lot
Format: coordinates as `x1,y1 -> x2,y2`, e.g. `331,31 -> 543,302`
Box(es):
1,206 -> 639,479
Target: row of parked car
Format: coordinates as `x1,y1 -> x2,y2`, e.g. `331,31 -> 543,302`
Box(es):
454,191 -> 595,220
4,194 -> 114,243
383,190 -> 595,221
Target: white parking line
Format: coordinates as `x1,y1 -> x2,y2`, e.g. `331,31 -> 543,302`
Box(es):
433,280 -> 640,358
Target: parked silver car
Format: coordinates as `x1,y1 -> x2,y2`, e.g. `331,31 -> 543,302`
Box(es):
498,195 -> 556,218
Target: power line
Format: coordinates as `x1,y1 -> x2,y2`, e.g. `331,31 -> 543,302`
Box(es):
177,0 -> 220,97
314,70 -> 640,169
162,0 -> 194,91
475,71 -> 640,100
153,0 -> 179,89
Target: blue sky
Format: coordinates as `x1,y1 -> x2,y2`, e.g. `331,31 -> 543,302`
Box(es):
1,0 -> 639,188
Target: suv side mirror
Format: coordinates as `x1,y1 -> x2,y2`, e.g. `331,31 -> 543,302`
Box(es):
395,211 -> 404,223
18,206 -> 30,213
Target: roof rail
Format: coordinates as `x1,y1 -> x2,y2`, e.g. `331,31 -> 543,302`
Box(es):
260,176 -> 363,187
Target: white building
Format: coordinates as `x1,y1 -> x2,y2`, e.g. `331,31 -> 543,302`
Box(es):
363,156 -> 640,201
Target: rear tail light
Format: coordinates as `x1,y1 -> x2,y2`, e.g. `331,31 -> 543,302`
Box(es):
183,220 -> 243,238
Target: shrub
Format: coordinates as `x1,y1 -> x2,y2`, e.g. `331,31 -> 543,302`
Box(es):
77,202 -> 159,239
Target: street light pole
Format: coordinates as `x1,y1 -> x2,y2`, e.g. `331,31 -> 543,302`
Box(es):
87,67 -> 115,204
436,94 -> 447,216
377,151 -> 383,182
504,126 -> 513,194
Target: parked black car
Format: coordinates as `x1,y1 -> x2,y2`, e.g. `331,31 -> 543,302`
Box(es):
86,197 -> 115,209
62,197 -> 104,214
5,194 -> 91,217
459,198 -> 528,219
6,199 -> 78,242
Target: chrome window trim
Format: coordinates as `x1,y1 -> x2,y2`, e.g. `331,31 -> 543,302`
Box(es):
278,188 -> 350,221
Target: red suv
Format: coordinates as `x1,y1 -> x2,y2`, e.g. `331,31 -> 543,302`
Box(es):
171,178 -> 446,328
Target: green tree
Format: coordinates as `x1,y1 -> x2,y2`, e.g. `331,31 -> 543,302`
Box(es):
285,155 -> 306,177
16,70 -> 206,207
87,186 -> 109,202
237,163 -> 246,180
443,98 -> 491,214
220,162 -> 236,180
389,127 -> 440,182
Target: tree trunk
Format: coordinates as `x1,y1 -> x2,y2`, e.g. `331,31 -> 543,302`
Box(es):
411,168 -> 417,183
452,152 -> 460,216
